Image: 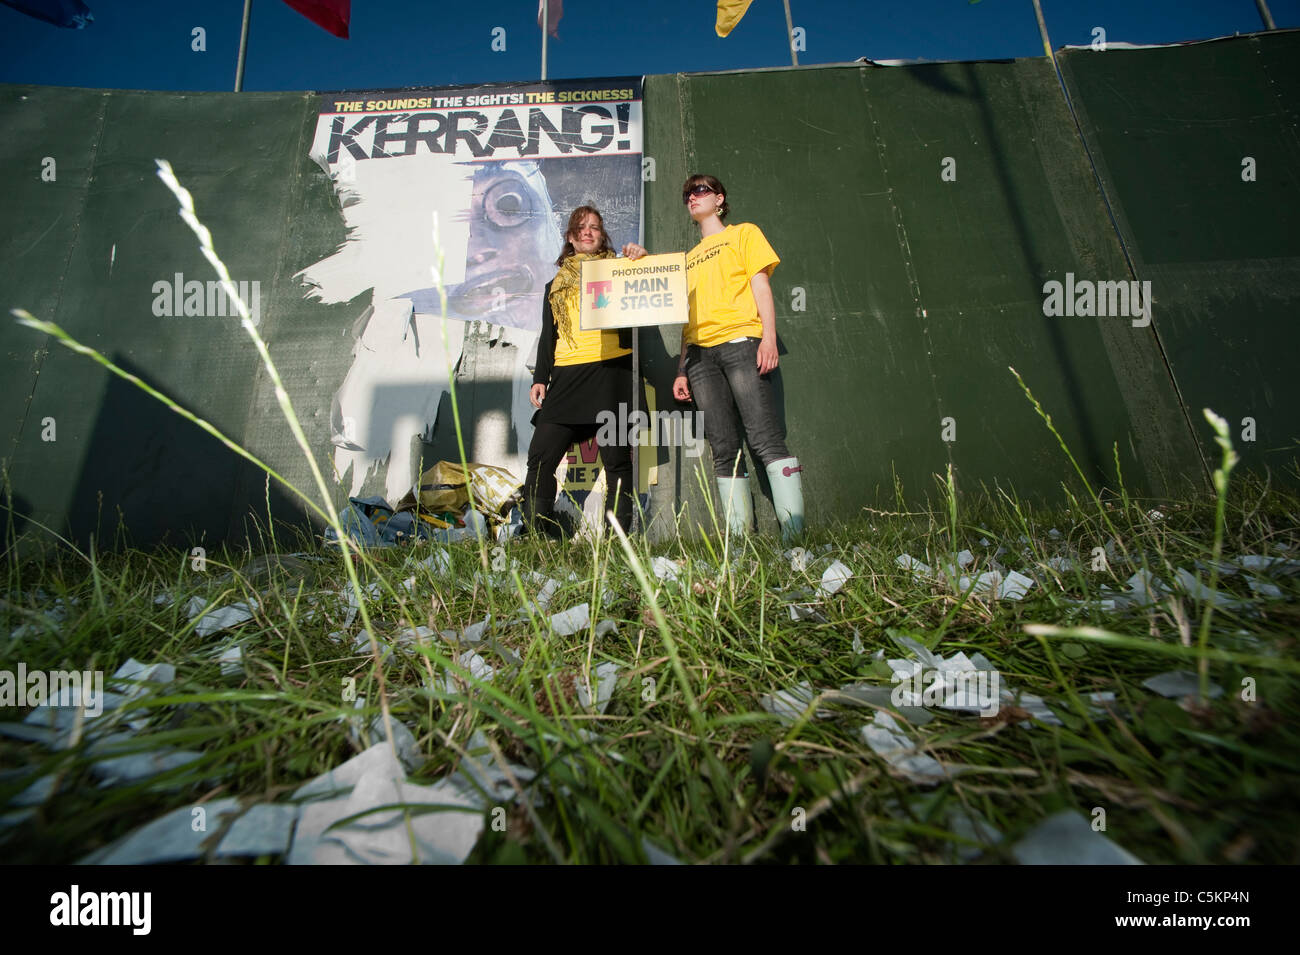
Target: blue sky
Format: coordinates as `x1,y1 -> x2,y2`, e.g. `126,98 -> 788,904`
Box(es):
0,0 -> 1296,92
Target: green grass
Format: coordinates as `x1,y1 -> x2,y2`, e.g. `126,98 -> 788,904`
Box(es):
2,468 -> 1298,864
2,159 -> 1297,865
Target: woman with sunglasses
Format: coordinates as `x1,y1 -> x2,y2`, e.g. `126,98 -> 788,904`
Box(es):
672,174 -> 804,540
522,205 -> 646,538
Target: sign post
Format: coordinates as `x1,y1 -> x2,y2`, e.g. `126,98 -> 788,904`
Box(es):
579,253 -> 688,532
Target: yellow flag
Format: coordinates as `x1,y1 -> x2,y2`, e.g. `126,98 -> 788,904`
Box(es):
716,0 -> 756,38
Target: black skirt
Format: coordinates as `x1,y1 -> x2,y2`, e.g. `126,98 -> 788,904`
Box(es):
533,352 -> 641,427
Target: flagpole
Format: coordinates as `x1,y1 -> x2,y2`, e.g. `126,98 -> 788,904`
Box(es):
1030,0 -> 1054,62
235,0 -> 252,92
541,2 -> 549,80
783,0 -> 798,67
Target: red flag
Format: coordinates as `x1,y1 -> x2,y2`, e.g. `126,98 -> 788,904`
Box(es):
537,0 -> 562,38
281,0 -> 350,38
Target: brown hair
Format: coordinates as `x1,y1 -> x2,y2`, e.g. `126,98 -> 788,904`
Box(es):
682,173 -> 729,220
556,205 -> 614,264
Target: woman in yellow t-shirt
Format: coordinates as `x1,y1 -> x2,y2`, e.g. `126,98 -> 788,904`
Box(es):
522,205 -> 646,537
671,174 -> 804,540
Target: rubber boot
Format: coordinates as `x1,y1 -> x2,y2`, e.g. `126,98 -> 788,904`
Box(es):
715,476 -> 753,538
765,457 -> 805,542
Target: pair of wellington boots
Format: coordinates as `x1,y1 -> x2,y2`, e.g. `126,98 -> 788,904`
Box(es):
715,457 -> 804,542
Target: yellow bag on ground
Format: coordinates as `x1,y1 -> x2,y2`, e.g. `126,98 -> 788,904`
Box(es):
396,461 -> 521,524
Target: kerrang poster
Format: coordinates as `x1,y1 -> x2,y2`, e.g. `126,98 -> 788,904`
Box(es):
298,78 -> 644,505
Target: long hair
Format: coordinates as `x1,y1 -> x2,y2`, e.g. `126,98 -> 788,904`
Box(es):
556,205 -> 614,265
682,173 -> 729,220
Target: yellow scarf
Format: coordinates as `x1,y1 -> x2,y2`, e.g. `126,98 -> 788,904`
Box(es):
550,249 -> 614,347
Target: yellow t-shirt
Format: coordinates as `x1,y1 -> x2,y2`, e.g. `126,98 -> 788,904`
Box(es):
551,276 -> 632,367
684,222 -> 779,348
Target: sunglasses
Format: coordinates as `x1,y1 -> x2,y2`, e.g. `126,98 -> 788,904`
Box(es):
682,184 -> 715,204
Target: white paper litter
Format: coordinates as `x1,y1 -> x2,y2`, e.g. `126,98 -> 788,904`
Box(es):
897,554 -> 1033,600
1011,810 -> 1144,864
8,596 -> 74,641
999,688 -> 1118,727
954,570 -> 1002,597
439,650 -> 495,694
834,683 -> 936,725
1142,670 -> 1223,699
883,639 -> 1120,728
525,572 -> 561,611
788,601 -> 829,623
91,747 -> 203,788
1248,578 -> 1284,599
861,711 -> 954,784
0,722 -> 60,745
85,798 -> 243,865
8,773 -> 56,808
213,643 -> 242,677
344,698 -> 423,771
77,795 -> 300,862
438,617 -> 491,646
1233,554 -> 1300,575
0,808 -> 36,832
17,658 -> 173,739
945,805 -> 1003,861
817,560 -> 852,597
288,744 -> 484,865
1173,567 -> 1250,610
577,662 -> 620,713
998,570 -> 1035,600
650,557 -> 682,582
642,837 -> 683,865
759,682 -> 830,724
897,554 -> 933,575
549,603 -> 590,637
391,624 -> 436,646
450,730 -> 538,808
889,632 -> 940,671
376,716 -> 423,771
217,803 -> 299,857
1124,568 -> 1167,606
886,652 -> 998,714
342,581 -> 384,628
187,597 -> 257,638
420,550 -> 452,576
888,796 -> 1002,862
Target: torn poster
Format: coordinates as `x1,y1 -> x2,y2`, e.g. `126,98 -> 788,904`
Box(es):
299,80 -> 644,503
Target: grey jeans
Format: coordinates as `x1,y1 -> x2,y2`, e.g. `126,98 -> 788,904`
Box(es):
684,338 -> 791,478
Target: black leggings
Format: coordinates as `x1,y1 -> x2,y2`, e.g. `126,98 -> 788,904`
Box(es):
522,421 -> 635,534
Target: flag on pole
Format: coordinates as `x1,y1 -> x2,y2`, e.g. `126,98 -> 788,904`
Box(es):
281,0 -> 350,38
537,0 -> 562,37
0,0 -> 93,28
716,0 -> 755,37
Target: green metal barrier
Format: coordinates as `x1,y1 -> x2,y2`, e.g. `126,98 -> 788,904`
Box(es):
2,31 -> 1294,546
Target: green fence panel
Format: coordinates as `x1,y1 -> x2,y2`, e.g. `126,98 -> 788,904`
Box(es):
1,34 -> 1290,546
1059,31 -> 1300,484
